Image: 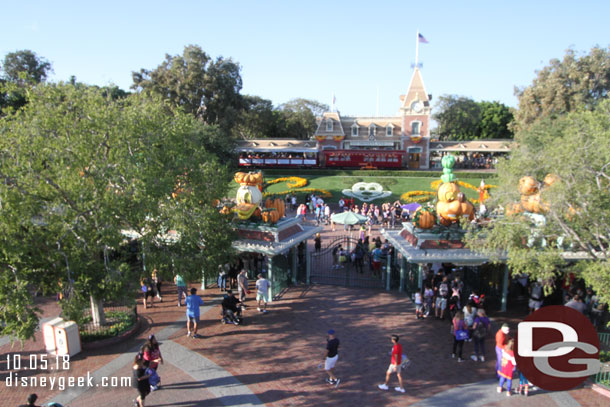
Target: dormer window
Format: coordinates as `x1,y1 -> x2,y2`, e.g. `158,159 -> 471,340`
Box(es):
351,123 -> 359,137
368,124 -> 376,138
326,119 -> 333,132
386,124 -> 394,137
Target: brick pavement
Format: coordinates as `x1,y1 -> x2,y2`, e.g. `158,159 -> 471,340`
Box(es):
2,267 -> 609,406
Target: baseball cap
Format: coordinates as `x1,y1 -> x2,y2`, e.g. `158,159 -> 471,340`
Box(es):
327,329 -> 335,335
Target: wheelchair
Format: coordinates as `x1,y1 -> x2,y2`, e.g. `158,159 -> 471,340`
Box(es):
220,303 -> 244,325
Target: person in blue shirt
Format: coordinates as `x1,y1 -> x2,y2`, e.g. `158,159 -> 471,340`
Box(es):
185,288 -> 204,338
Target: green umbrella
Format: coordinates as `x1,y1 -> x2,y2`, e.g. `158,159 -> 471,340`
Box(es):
331,211 -> 369,225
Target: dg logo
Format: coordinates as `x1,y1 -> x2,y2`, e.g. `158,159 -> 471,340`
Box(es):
515,305 -> 602,391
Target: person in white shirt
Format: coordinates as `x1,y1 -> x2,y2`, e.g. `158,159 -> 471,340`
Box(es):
255,274 -> 271,313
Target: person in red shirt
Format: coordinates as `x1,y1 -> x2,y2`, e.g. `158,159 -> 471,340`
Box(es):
378,335 -> 405,393
495,324 -> 509,377
497,339 -> 516,396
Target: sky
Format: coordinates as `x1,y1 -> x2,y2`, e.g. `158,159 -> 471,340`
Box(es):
2,0 -> 609,117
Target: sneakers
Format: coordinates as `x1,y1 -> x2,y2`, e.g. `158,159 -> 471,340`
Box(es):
378,384 -> 389,390
133,399 -> 139,407
186,331 -> 191,337
471,355 -> 478,362
193,333 -> 203,338
506,390 -> 511,397
257,307 -> 261,312
325,378 -> 333,384
497,386 -> 502,393
395,387 -> 406,393
479,356 -> 485,362
150,385 -> 158,391
457,358 -> 464,362
262,309 -> 267,313
451,353 -> 456,359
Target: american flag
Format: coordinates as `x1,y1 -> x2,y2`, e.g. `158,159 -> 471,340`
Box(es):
418,33 -> 429,43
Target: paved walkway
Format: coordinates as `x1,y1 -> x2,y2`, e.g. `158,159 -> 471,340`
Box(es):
1,284 -> 608,406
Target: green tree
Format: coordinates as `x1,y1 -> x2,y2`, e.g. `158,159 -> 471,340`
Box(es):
0,83 -> 234,342
1,50 -> 53,116
513,46 -> 610,131
1,50 -> 52,84
277,98 -> 328,139
132,45 -> 244,132
236,95 -> 280,139
465,100 -> 610,303
478,101 -> 514,139
433,95 -> 482,140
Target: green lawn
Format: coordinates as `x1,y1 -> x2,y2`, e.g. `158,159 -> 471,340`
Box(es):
229,174 -> 495,204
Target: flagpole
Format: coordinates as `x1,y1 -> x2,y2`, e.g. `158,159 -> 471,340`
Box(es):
415,30 -> 419,68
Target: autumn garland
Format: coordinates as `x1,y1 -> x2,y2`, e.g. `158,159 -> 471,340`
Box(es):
263,177 -> 331,198
400,191 -> 436,203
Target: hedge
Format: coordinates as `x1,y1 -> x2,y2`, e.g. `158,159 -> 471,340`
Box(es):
260,168 -> 494,179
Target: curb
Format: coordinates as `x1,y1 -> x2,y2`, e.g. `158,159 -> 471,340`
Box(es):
82,316 -> 142,350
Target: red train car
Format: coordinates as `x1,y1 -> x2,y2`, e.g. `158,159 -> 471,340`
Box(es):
323,150 -> 405,169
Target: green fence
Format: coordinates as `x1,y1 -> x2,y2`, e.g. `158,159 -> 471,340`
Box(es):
594,332 -> 610,388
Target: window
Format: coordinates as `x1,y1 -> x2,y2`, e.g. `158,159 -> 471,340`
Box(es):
369,125 -> 376,138
386,125 -> 393,137
351,124 -> 359,137
411,121 -> 420,135
326,120 -> 333,131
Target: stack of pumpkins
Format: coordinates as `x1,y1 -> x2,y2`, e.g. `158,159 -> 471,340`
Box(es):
506,174 -> 557,215
412,155 -> 475,229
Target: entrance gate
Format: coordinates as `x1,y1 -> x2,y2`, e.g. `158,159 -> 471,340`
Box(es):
310,236 -> 385,289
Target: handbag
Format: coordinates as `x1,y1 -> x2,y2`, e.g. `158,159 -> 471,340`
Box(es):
455,329 -> 469,341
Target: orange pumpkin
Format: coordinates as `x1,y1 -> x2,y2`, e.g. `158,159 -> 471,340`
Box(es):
518,176 -> 539,196
262,209 -> 280,224
234,172 -> 247,184
252,207 -> 262,219
264,198 -> 274,209
273,198 -> 285,218
437,200 -> 462,223
437,182 -> 460,202
505,202 -> 522,216
543,173 -> 560,187
521,193 -> 543,213
413,208 -> 435,229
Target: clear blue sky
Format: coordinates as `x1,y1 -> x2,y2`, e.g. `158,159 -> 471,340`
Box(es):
2,1 -> 608,117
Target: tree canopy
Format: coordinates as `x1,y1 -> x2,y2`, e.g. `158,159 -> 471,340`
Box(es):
432,95 -> 513,140
465,99 -> 610,302
513,46 -> 610,131
1,50 -> 52,84
0,83 -> 234,342
132,45 -> 244,133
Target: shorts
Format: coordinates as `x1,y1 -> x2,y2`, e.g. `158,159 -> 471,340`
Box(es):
436,297 -> 447,310
325,355 -> 338,370
387,363 -> 401,374
529,299 -> 542,310
256,292 -> 268,303
372,261 -> 381,271
187,315 -> 200,324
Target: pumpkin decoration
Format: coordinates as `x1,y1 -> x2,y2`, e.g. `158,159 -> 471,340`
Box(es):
543,173 -> 560,187
518,176 -> 539,196
220,205 -> 233,216
261,209 -> 280,224
437,182 -> 460,203
264,198 -> 285,219
457,192 -> 475,220
234,171 -> 263,187
437,200 -> 462,223
252,207 -> 262,219
235,203 -> 258,220
413,207 -> 436,229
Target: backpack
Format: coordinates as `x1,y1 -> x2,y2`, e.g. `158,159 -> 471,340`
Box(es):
439,282 -> 449,297
473,319 -> 488,339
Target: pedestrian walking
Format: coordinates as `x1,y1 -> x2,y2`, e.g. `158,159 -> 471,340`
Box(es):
185,288 -> 204,338
451,311 -> 468,362
323,329 -> 340,387
174,272 -> 187,307
142,334 -> 163,388
314,233 -> 322,252
132,353 -> 151,407
497,339 -> 516,396
237,269 -> 249,308
495,323 -> 510,376
471,309 -> 490,362
378,334 -> 406,393
152,269 -> 162,302
255,273 -> 270,313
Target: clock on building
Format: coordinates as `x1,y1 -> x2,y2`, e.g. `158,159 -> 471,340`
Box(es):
411,100 -> 423,113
